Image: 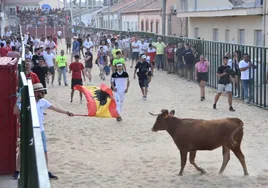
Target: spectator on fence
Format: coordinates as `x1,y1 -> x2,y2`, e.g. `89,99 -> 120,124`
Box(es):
239,53 -> 257,103
183,43 -> 195,81
153,37 -> 166,71
175,43 -> 185,77
166,43 -> 175,74
195,55 -> 210,101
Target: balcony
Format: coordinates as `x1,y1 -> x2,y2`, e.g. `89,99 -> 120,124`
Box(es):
177,0 -> 263,18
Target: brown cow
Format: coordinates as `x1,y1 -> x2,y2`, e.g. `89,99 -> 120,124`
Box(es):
150,109 -> 249,176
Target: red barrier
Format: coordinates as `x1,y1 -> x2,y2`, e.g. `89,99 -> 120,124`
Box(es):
22,27 -> 68,38
0,58 -> 18,175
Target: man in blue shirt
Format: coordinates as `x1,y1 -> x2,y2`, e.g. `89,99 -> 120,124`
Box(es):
71,36 -> 80,62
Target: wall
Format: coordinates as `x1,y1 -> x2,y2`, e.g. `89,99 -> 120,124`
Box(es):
121,14 -> 138,31
138,12 -> 162,34
188,15 -> 264,46
186,0 -> 258,11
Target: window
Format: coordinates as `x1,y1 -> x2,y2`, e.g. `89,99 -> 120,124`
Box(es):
212,29 -> 219,41
9,8 -> 16,16
156,22 -> 159,34
135,22 -> 138,31
225,29 -> 230,42
254,30 -> 263,46
145,20 -> 149,32
141,21 -> 144,31
238,29 -> 245,44
150,22 -> 154,32
180,0 -> 188,11
194,27 -> 199,38
127,22 -> 129,30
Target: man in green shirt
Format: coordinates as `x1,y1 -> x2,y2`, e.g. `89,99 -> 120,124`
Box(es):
56,50 -> 68,86
153,37 -> 166,70
112,51 -> 126,73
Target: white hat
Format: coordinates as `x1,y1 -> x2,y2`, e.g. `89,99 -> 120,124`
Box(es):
33,83 -> 47,92
141,55 -> 147,59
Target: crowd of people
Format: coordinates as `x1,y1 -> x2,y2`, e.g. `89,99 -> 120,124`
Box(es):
1,28 -> 267,181
17,7 -> 71,28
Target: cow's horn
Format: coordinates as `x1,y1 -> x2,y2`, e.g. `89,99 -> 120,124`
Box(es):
149,112 -> 161,116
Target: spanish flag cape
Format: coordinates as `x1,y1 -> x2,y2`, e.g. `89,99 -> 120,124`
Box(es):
74,84 -> 119,118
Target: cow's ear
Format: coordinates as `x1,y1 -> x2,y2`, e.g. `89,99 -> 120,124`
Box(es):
161,109 -> 169,118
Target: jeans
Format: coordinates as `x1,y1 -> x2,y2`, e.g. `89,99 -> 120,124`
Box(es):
155,54 -> 165,70
58,67 -> 67,84
241,79 -> 253,100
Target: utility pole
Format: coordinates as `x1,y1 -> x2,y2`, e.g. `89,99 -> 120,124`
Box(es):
162,0 -> 166,35
108,2 -> 110,29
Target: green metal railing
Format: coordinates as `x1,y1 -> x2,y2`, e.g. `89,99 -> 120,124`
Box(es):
74,26 -> 268,110
18,25 -> 50,188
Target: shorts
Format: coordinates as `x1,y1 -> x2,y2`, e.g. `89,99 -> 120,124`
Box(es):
132,52 -> 139,60
67,44 -> 71,48
41,131 -> 47,152
58,35 -> 62,39
48,66 -> 55,74
72,51 -> 79,56
168,58 -> 174,63
217,83 -> 232,93
139,79 -> 149,88
85,62 -> 93,69
197,72 -> 208,83
71,79 -> 83,89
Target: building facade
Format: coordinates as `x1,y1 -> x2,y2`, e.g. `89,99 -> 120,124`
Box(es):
177,0 -> 267,46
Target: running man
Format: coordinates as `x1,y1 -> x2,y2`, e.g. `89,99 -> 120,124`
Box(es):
69,55 -> 85,103
97,46 -> 108,80
43,47 -> 56,85
111,63 -> 130,122
134,54 -> 152,100
57,29 -> 62,44
84,48 -> 93,83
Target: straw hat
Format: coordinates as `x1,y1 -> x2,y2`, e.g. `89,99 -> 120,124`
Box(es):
33,83 -> 47,92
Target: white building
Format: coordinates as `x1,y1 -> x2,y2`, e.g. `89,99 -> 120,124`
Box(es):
177,0 -> 266,46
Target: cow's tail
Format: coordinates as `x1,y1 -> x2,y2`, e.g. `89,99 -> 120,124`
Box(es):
230,118 -> 244,147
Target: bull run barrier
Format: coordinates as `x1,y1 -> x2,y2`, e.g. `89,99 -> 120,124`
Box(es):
73,26 -> 268,110
18,26 -> 50,188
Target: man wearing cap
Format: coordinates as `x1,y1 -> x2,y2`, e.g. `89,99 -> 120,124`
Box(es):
71,36 -> 80,62
111,63 -> 130,122
13,83 -> 74,180
134,54 -> 151,100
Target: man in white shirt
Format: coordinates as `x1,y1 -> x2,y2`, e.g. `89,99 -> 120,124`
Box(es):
83,37 -> 94,51
44,47 -> 56,85
239,53 -> 256,103
57,30 -> 62,44
46,37 -> 56,55
111,63 -> 130,122
131,36 -> 140,68
139,39 -> 148,55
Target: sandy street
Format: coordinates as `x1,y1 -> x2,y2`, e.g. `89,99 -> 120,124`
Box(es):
44,42 -> 268,188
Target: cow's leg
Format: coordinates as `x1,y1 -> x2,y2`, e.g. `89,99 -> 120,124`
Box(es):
178,150 -> 188,176
189,151 -> 206,174
219,146 -> 230,174
231,147 -> 249,175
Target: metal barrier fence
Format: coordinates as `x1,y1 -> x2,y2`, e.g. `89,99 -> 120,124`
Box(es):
74,26 -> 267,110
18,25 -> 50,188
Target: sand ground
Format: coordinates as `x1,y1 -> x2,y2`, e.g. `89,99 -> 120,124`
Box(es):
44,41 -> 268,188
